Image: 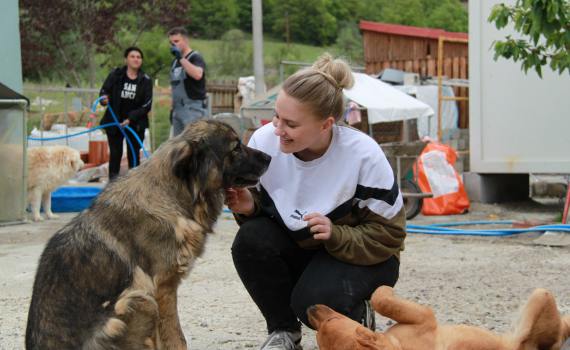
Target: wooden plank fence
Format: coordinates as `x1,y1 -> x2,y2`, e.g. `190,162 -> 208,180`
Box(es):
207,80 -> 238,115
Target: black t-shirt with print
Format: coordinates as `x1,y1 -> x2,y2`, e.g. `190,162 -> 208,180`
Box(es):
118,76 -> 138,121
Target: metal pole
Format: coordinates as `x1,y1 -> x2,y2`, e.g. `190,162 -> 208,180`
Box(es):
252,0 -> 266,97
437,37 -> 444,143
39,85 -> 44,146
64,89 -> 69,145
396,156 -> 402,190
22,103 -> 28,221
151,83 -> 157,152
563,175 -> 570,224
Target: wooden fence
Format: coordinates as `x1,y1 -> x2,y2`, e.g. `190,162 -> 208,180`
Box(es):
207,80 -> 238,115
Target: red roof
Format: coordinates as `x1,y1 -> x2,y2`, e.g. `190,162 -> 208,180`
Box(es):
359,20 -> 468,41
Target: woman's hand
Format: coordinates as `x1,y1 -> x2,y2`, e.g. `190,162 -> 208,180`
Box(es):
304,213 -> 333,240
120,119 -> 130,127
100,95 -> 109,106
225,187 -> 255,216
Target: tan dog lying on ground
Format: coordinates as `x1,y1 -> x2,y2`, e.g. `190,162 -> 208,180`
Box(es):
27,145 -> 84,221
308,286 -> 570,350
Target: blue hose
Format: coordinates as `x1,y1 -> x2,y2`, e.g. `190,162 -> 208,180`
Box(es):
408,221 -> 570,236
92,97 -> 138,166
28,99 -> 149,166
28,123 -> 118,141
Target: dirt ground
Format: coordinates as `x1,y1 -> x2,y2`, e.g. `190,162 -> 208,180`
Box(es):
1,200 -> 569,350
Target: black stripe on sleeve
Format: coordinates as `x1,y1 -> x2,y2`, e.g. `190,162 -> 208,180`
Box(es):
355,181 -> 399,206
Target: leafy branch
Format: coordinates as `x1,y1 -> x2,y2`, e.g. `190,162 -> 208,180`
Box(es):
488,0 -> 570,77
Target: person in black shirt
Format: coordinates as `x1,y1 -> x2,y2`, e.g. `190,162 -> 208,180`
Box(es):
167,26 -> 208,136
99,47 -> 153,180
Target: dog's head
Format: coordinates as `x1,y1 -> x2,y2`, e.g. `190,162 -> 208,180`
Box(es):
69,149 -> 84,172
55,146 -> 84,173
308,305 -> 398,350
170,120 -> 271,193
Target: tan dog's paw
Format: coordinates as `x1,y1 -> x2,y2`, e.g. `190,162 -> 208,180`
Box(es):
32,215 -> 44,222
46,213 -> 60,220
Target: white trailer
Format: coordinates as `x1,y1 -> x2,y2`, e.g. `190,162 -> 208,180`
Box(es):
469,0 -> 570,174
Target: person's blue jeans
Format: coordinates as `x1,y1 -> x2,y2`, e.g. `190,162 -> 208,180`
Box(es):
172,99 -> 207,136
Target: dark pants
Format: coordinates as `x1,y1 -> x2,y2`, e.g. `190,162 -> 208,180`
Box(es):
106,126 -> 145,180
231,216 -> 400,333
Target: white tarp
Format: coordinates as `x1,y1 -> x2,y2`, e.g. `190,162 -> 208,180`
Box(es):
396,85 -> 458,140
343,73 -> 434,124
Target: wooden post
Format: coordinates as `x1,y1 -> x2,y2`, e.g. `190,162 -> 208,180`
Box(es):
437,37 -> 444,142
437,36 -> 469,142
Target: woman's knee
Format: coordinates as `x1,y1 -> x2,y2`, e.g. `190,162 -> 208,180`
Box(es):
231,218 -> 281,259
290,283 -> 349,328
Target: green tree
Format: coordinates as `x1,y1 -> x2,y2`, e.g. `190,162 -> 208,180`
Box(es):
188,0 -> 239,38
488,0 -> 570,76
427,1 -> 468,32
19,0 -> 189,84
268,0 -> 337,45
213,29 -> 253,78
334,22 -> 364,65
352,0 -> 390,23
236,0 -> 253,33
381,0 -> 427,27
353,0 -> 467,33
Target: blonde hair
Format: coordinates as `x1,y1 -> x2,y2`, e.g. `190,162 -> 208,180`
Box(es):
282,53 -> 354,121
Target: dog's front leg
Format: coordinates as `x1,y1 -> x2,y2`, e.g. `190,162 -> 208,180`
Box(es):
371,286 -> 436,327
29,188 -> 43,221
155,278 -> 187,350
42,191 -> 59,219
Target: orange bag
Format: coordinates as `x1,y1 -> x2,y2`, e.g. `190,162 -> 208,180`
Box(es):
414,142 -> 469,215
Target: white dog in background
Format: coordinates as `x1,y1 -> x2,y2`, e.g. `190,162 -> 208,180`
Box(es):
27,146 -> 84,221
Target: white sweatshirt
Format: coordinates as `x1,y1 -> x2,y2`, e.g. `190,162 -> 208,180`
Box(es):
248,123 -> 404,235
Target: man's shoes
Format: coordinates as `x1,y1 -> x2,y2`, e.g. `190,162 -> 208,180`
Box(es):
362,299 -> 376,331
260,330 -> 303,350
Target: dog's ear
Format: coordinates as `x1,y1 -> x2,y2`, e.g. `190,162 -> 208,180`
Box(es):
68,152 -> 82,171
172,140 -> 198,184
171,139 -> 217,194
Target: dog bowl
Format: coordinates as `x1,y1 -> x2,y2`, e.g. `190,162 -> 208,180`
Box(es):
51,186 -> 103,212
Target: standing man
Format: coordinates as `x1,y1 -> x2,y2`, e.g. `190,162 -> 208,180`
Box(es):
168,26 -> 208,136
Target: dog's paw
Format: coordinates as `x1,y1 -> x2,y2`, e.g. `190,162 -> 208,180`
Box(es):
114,290 -> 158,317
32,215 -> 44,222
46,213 -> 60,220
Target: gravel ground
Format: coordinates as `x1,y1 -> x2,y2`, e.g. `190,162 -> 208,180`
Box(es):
0,199 -> 569,349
